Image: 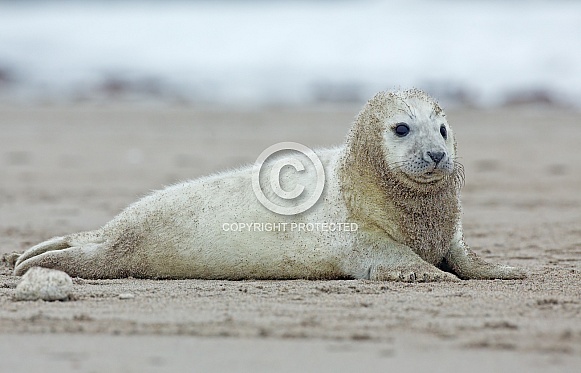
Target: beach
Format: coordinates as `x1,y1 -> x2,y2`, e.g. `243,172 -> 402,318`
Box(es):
1,105 -> 580,372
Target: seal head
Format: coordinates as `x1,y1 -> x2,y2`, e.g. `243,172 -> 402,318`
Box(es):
340,89 -> 463,265
379,90 -> 457,189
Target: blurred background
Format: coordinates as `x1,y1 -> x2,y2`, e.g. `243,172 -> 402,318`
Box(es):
0,0 -> 580,108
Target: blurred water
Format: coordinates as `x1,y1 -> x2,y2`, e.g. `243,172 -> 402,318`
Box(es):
0,0 -> 579,107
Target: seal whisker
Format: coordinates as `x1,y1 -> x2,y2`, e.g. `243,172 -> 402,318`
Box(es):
387,160 -> 408,170
395,95 -> 416,120
453,161 -> 466,188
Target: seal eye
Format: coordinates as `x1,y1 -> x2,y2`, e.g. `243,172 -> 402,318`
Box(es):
394,123 -> 410,137
440,124 -> 447,139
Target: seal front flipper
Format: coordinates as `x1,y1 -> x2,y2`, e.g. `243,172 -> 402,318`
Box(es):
368,260 -> 460,282
345,235 -> 460,282
444,240 -> 527,280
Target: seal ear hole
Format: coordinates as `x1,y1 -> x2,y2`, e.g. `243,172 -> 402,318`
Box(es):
440,124 -> 448,139
393,123 -> 410,137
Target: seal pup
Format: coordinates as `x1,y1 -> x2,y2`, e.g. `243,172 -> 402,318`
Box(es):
14,89 -> 525,281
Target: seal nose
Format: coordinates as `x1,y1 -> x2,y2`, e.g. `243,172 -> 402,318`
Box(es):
427,151 -> 446,165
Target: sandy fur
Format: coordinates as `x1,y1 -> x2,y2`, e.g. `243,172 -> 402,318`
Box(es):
14,89 -> 525,281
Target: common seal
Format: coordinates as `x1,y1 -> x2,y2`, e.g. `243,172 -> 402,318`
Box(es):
14,89 -> 526,281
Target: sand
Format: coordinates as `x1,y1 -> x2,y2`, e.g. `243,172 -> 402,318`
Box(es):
1,104 -> 580,372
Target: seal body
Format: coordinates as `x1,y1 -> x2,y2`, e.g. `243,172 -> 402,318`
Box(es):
14,89 -> 526,281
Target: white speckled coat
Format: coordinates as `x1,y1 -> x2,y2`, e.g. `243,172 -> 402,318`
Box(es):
15,89 -> 526,281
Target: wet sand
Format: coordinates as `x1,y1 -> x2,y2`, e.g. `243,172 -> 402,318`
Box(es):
1,105 -> 580,372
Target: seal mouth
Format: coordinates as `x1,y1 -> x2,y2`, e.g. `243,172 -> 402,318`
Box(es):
402,169 -> 447,185
413,174 -> 445,184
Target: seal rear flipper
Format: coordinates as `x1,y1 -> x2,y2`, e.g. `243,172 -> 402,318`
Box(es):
13,242 -> 121,279
14,236 -> 71,268
14,230 -> 106,276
